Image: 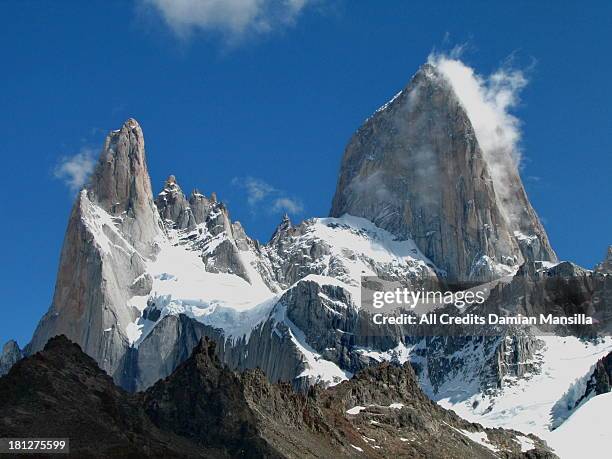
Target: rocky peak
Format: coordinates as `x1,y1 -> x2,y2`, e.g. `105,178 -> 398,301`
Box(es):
0,340 -> 22,376
142,337 -> 279,456
270,213 -> 293,243
189,189 -> 211,224
87,118 -> 163,254
155,174 -> 196,230
89,119 -> 147,212
27,119 -> 163,383
330,62 -> 555,283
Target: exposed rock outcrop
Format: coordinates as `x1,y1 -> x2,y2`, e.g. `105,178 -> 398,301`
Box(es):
155,176 -> 278,290
87,118 -> 164,256
0,340 -> 22,376
483,261 -> 612,336
155,175 -> 196,230
189,189 -> 211,224
588,351 -> 612,395
134,314 -> 225,391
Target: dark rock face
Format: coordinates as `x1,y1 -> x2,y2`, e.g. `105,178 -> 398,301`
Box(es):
329,64 -> 556,282
135,314 -> 225,391
142,339 -> 281,458
135,311 -> 309,392
0,336 -> 218,458
319,363 -> 553,458
0,340 -> 22,376
582,351 -> 612,399
551,350 -> 612,427
284,281 -> 357,351
485,261 -> 612,336
0,336 -> 556,458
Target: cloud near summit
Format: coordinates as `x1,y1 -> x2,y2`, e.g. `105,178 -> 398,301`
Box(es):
232,176 -> 304,216
141,0 -> 317,42
427,51 -> 528,168
54,147 -> 97,192
427,51 -> 530,219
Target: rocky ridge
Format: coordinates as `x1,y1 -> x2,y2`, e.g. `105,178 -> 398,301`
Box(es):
0,335 -> 556,458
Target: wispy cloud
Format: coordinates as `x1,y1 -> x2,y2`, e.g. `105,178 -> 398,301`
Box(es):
236,176 -> 276,206
428,48 -> 531,223
141,0 -> 317,44
272,197 -> 303,214
53,147 -> 97,192
428,48 -> 528,167
232,176 -> 303,215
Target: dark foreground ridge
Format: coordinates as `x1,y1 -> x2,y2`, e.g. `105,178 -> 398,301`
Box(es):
0,335 -> 556,458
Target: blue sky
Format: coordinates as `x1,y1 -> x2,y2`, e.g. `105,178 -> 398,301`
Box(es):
1,1 -> 611,347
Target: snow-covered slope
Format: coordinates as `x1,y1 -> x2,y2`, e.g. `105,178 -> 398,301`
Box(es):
127,238 -> 277,345
267,214 -> 438,298
123,208 -> 437,389
436,336 -> 612,456
547,392 -> 612,458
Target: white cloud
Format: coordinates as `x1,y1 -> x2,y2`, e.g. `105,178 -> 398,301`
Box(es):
427,50 -> 529,222
53,147 -> 97,192
232,176 -> 303,215
428,51 -> 527,166
232,176 -> 275,205
272,197 -> 303,214
142,0 -> 315,42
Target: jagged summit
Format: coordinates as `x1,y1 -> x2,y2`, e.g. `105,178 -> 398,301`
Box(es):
155,174 -> 197,230
270,212 -> 292,242
90,118 -> 147,210
369,63 -> 450,118
87,117 -> 164,254
154,175 -> 229,233
330,61 -> 556,282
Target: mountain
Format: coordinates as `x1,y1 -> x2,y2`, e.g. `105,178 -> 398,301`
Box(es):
5,61 -> 611,457
25,121 -> 444,391
330,64 -> 556,283
0,335 -> 556,458
26,119 -> 165,387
